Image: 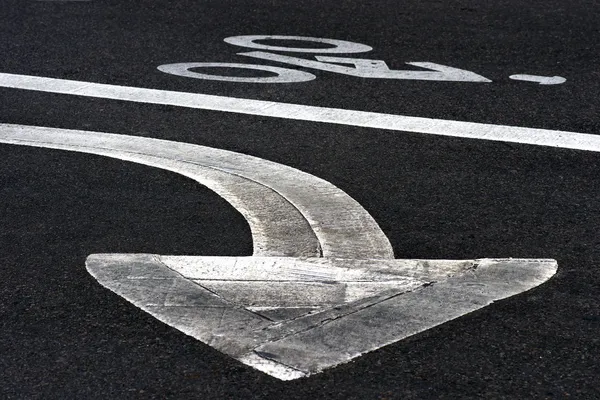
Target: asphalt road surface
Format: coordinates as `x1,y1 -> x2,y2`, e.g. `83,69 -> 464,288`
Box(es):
1,0 -> 599,398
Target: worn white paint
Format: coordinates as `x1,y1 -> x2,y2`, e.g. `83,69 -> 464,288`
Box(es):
239,52 -> 492,82
166,36 -> 489,83
0,124 -> 558,380
509,74 -> 566,85
0,124 -> 392,259
157,62 -> 316,83
0,73 -> 594,153
223,35 -> 373,54
86,254 -> 556,380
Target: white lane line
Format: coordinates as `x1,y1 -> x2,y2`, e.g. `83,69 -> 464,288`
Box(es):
0,72 -> 597,152
0,124 -> 393,259
509,74 -> 567,85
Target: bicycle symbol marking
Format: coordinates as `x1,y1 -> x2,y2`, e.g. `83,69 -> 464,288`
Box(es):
157,35 -> 565,85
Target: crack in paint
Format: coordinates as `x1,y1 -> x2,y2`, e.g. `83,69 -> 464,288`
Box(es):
190,276 -> 276,322
153,253 -> 441,354
250,282 -> 435,346
251,350 -> 308,376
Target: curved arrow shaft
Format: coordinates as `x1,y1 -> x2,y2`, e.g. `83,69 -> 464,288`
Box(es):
0,123 -> 394,259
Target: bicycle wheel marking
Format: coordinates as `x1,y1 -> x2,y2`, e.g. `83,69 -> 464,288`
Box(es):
223,35 -> 373,54
157,62 -> 316,83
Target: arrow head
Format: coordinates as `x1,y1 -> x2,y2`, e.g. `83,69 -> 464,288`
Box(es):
87,254 -> 556,380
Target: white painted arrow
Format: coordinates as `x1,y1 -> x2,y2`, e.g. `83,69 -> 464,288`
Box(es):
0,123 -> 556,380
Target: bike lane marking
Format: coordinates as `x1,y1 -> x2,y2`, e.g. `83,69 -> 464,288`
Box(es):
236,52 -> 492,82
158,62 -> 317,83
223,35 -> 373,53
0,72 -> 594,152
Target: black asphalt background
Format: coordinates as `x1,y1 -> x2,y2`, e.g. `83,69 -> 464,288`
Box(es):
1,0 -> 599,398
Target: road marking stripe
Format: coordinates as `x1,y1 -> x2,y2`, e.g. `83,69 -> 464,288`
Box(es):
0,72 -> 597,152
0,123 -> 558,380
